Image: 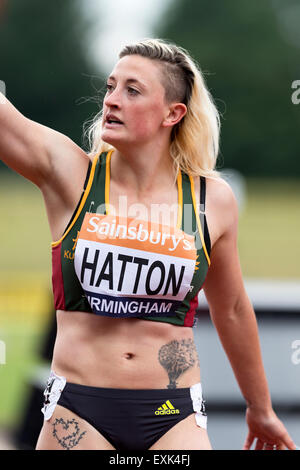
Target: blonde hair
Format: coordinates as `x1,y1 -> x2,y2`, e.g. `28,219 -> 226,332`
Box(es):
84,38 -> 221,178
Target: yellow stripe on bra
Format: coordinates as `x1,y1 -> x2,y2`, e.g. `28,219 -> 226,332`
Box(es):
189,175 -> 211,266
105,149 -> 113,215
176,169 -> 183,229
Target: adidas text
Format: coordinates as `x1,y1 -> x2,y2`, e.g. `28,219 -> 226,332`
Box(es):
155,409 -> 180,415
155,400 -> 180,415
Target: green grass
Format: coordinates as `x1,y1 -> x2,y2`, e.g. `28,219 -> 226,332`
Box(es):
0,321 -> 43,428
0,173 -> 299,428
0,172 -> 52,274
238,178 -> 300,278
0,172 -> 53,428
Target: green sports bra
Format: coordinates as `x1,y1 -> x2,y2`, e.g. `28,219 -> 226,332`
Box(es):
51,150 -> 211,327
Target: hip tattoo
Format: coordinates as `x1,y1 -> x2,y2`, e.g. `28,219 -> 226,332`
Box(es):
158,338 -> 200,389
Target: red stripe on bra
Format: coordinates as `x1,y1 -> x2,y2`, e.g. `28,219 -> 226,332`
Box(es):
52,243 -> 66,310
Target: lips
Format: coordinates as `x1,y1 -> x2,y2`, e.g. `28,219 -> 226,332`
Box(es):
105,113 -> 123,124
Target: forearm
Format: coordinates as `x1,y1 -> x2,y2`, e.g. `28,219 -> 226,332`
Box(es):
210,295 -> 272,412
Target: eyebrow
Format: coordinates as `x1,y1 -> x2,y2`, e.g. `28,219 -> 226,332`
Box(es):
107,75 -> 147,90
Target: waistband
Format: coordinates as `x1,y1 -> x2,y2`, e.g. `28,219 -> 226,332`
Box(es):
42,370 -> 206,426
62,381 -> 200,399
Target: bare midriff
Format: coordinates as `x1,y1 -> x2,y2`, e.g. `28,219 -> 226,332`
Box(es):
51,310 -> 201,390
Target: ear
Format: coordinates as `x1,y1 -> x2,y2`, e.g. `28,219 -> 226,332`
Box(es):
162,103 -> 187,128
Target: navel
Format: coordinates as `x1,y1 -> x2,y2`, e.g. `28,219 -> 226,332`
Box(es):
123,352 -> 135,360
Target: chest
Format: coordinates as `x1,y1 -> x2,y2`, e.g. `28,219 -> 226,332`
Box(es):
108,180 -> 181,228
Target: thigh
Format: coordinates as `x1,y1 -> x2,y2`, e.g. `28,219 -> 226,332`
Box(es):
35,404 -> 115,450
148,413 -> 212,450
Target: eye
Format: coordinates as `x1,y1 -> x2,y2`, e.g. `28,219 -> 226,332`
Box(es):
105,83 -> 114,93
127,87 -> 139,96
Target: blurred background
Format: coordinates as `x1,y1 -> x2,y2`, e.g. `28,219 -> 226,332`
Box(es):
0,0 -> 299,450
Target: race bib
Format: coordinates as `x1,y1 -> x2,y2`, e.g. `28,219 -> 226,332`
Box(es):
74,213 -> 197,317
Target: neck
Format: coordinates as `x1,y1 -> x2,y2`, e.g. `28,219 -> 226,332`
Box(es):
110,140 -> 177,196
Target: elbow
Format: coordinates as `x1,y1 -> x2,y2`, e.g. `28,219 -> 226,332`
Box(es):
209,289 -> 254,321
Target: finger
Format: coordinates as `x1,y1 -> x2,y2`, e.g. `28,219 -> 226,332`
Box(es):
280,431 -> 297,450
264,443 -> 276,451
255,438 -> 265,450
277,443 -> 286,450
243,432 -> 255,450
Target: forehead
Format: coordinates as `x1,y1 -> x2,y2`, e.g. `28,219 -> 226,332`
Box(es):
109,55 -> 164,91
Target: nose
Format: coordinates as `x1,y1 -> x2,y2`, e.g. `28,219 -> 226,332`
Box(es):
103,86 -> 121,109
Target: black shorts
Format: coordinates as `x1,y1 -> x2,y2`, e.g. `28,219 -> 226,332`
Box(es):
41,370 -> 207,451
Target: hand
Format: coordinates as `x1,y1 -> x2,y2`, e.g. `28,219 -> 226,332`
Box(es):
243,406 -> 296,450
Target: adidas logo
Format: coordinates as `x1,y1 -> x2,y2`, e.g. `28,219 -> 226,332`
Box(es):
155,400 -> 180,415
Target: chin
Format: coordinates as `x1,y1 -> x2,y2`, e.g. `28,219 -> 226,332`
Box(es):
101,133 -> 113,144
101,131 -> 132,149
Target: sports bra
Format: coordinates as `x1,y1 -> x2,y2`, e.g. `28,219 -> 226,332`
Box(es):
51,150 -> 211,327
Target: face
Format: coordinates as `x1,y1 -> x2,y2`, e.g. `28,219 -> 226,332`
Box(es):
101,55 -> 181,148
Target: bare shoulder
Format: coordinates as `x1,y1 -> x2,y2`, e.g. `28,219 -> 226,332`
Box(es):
206,175 -> 238,211
205,175 -> 239,248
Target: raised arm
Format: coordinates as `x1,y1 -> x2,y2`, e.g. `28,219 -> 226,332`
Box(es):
203,178 -> 296,450
0,91 -> 89,188
0,91 -> 93,242
0,91 -> 49,185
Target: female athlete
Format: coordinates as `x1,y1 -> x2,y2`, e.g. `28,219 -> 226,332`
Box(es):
0,38 -> 296,451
